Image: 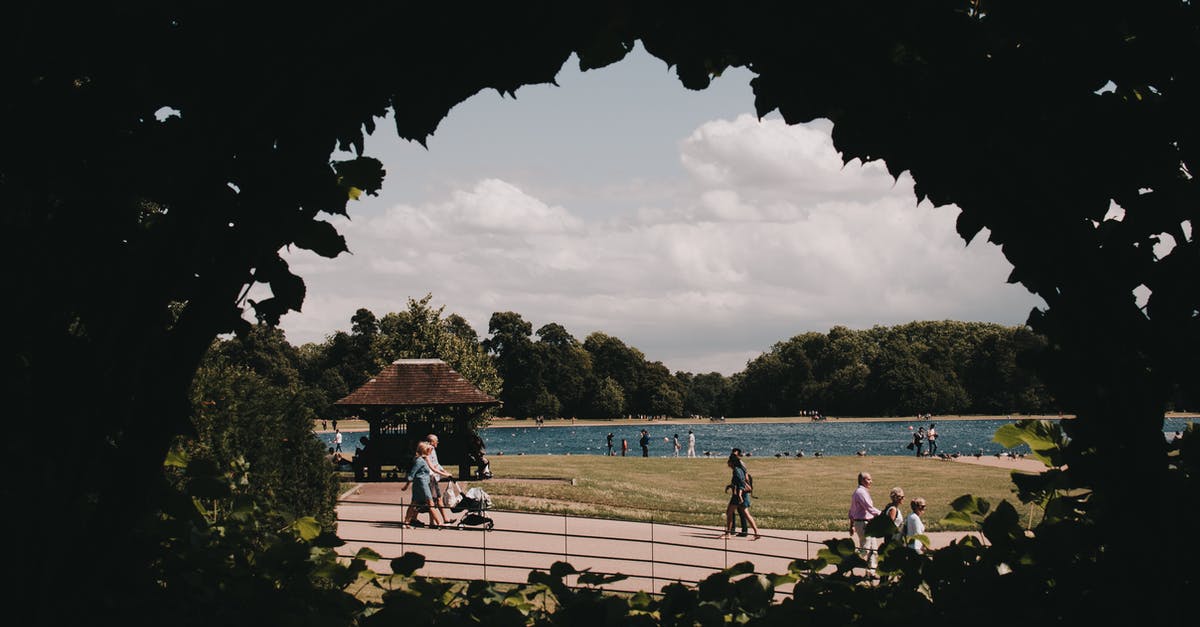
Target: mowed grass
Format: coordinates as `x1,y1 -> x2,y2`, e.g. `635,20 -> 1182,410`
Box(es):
469,455 -> 1042,532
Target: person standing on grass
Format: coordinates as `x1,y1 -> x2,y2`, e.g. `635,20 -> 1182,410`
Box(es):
905,497 -> 927,552
401,441 -> 444,528
606,432 -> 614,456
913,426 -> 925,457
621,438 -> 628,457
849,471 -> 881,572
687,430 -> 696,457
927,423 -> 938,455
640,429 -> 650,457
334,428 -> 343,453
720,451 -> 760,540
673,434 -> 681,457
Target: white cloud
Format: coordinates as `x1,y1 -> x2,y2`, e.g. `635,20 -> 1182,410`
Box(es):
274,115 -> 1042,375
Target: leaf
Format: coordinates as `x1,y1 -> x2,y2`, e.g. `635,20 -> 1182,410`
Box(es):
355,546 -> 383,561
955,208 -> 986,244
312,530 -> 346,549
164,448 -> 189,468
993,420 -> 1066,467
938,511 -> 976,528
577,37 -> 635,71
577,571 -> 629,586
390,552 -> 424,576
629,590 -> 654,609
867,512 -> 897,538
980,500 -> 1022,547
726,561 -> 755,576
293,516 -> 321,541
548,561 -> 578,579
333,157 -> 385,197
291,219 -> 349,258
949,494 -> 992,517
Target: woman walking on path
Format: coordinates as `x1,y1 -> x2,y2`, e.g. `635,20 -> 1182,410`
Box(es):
881,486 -> 905,545
905,497 -> 927,553
401,441 -> 445,528
720,452 -> 760,540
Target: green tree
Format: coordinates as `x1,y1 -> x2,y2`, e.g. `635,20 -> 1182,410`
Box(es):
583,332 -> 647,413
374,295 -> 501,401
483,311 -> 542,417
585,376 -> 626,418
188,333 -> 339,528
676,371 -> 731,417
535,323 -> 592,417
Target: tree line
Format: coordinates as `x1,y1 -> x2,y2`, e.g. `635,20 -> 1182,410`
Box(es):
200,294 -> 1059,427
484,313 -> 1061,419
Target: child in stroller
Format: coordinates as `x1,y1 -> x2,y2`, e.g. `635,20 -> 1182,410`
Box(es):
444,483 -> 494,530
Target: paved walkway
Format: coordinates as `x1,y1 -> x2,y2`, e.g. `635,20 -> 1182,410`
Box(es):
335,482 -> 989,594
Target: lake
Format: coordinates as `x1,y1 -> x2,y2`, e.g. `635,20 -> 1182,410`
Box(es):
318,416 -> 1196,458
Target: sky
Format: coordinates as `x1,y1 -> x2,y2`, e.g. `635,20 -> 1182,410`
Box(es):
265,44 -> 1045,376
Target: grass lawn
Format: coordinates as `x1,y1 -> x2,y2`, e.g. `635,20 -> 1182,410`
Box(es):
467,454 -> 1042,532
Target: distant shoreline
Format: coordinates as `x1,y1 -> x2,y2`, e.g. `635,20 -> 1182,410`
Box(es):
482,414 -> 1068,429
316,412 -> 1197,434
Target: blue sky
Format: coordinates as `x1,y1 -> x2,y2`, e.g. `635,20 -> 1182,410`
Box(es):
268,43 -> 1045,375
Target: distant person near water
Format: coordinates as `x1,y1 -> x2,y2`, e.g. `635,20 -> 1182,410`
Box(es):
849,471 -> 881,573
687,430 -> 696,457
639,429 -> 650,457
606,432 -> 614,456
927,423 -> 938,455
673,434 -> 681,457
621,438 -> 628,457
334,428 -> 343,453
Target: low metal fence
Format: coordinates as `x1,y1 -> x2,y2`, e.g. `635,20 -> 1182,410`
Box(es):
335,497 -> 846,595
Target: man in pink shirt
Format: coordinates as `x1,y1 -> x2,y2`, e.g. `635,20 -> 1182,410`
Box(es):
849,471 -> 882,573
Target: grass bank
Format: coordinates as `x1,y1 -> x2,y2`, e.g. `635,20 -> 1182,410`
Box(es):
470,454 -> 1042,532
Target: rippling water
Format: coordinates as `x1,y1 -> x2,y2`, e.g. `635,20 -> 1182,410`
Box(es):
318,417 -> 1196,458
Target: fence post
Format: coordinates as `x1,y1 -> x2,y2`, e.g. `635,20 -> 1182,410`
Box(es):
482,518 -> 487,582
650,514 -> 655,592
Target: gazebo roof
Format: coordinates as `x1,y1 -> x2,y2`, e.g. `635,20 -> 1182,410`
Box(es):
334,358 -> 501,408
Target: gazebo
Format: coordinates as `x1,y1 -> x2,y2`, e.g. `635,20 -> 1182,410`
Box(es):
334,358 -> 501,481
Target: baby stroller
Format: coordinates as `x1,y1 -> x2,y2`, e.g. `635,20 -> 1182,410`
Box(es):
447,484 -> 494,530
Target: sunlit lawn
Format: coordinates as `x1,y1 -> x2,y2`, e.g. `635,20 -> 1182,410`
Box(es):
459,454 -> 1042,531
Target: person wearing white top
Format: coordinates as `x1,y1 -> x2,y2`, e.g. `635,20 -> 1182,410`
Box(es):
424,434 -> 453,521
687,430 -> 696,458
905,497 -> 927,552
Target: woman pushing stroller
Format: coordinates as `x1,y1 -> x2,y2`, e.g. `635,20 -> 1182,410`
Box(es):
401,441 -> 452,528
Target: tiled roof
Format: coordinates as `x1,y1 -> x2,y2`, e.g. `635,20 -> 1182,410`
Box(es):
335,359 -> 501,407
